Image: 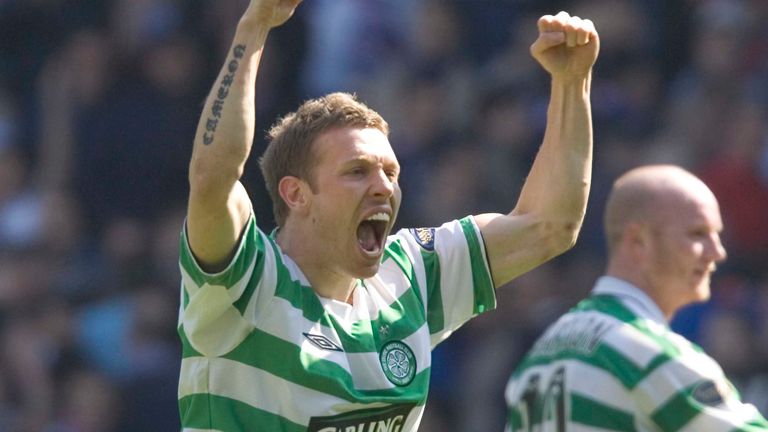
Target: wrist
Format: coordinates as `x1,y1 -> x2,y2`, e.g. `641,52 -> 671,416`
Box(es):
236,15 -> 273,41
551,71 -> 592,92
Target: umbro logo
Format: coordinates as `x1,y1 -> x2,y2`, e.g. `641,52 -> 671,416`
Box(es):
303,333 -> 344,352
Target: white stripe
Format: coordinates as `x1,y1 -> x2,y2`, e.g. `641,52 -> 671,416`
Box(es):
367,259 -> 421,319
346,323 -> 431,390
178,293 -> 185,328
434,219 -> 475,339
346,350 -> 393,390
506,363 -> 639,432
257,294 -> 433,391
680,401 -> 763,432
403,323 -> 432,371
505,361 -> 633,412
566,360 -> 635,410
633,348 -> 723,412
279,249 -> 311,286
257,296 -> 350,367
178,356 -> 209,396
182,284 -> 251,356
181,240 -> 259,356
569,424 -> 629,432
602,322 -> 663,369
387,230 -> 429,313
182,429 -> 219,432
528,311 -> 620,359
180,357 -> 389,426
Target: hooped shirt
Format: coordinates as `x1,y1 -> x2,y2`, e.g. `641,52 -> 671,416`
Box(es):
177,213 -> 496,432
505,276 -> 768,432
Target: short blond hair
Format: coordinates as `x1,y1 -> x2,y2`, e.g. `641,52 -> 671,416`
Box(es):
603,165 -> 712,254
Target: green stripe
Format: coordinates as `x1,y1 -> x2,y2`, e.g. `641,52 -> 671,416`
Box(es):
421,249 -> 445,335
571,393 -> 636,431
179,216 -> 261,290
232,230 -> 266,315
384,239 -> 424,307
222,328 -> 429,402
182,282 -> 189,308
178,325 -> 203,358
266,236 -> 427,354
365,289 -> 426,353
732,416 -> 768,431
507,406 -> 523,429
595,344 -> 654,388
458,217 -> 496,314
268,238 -> 330,324
571,296 -> 686,388
648,380 -> 768,432
179,393 -> 306,432
574,295 -> 637,323
579,295 -> 683,360
514,343 -> 660,389
651,382 -> 703,432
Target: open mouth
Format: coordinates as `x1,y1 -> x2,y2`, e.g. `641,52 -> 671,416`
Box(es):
357,212 -> 390,255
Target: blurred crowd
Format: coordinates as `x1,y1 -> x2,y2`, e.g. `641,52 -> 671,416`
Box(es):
0,0 -> 767,431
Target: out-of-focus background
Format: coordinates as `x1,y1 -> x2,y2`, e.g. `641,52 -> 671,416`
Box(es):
0,0 -> 767,430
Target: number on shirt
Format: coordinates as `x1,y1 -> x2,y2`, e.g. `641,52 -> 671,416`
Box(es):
516,367 -> 566,432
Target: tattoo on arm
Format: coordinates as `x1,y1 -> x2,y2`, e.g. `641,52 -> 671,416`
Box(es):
203,44 -> 247,146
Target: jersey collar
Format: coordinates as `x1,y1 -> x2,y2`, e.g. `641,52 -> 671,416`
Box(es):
591,276 -> 667,326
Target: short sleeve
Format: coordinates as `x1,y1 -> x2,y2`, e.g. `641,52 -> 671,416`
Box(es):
393,216 -> 496,347
178,213 -> 277,357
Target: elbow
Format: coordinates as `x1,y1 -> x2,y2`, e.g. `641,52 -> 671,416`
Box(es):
189,156 -> 243,198
539,218 -> 583,257
557,223 -> 581,252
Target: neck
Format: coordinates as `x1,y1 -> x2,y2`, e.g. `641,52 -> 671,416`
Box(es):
605,261 -> 676,321
277,225 -> 357,304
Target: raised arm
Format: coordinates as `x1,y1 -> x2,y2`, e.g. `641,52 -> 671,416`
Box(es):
475,11 -> 599,287
187,0 -> 302,271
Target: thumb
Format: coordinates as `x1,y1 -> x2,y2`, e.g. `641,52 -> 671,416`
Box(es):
530,31 -> 566,55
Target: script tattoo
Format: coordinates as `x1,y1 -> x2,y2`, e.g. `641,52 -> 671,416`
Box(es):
203,44 -> 246,145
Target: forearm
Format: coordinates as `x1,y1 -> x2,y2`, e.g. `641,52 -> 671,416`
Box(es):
186,14 -> 273,270
476,12 -> 597,287
514,73 -> 593,232
189,20 -> 270,197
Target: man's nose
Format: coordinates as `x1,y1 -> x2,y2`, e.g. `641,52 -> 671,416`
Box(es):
709,233 -> 727,263
371,169 -> 395,197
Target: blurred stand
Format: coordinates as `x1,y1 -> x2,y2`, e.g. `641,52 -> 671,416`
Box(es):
0,0 -> 767,430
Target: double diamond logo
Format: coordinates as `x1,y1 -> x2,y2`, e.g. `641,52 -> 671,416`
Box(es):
303,333 -> 343,352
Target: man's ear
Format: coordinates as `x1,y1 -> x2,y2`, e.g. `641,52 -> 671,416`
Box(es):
624,221 -> 649,258
278,176 -> 311,215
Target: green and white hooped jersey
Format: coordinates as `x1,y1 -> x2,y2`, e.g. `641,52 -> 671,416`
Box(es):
178,214 -> 495,432
505,276 -> 768,432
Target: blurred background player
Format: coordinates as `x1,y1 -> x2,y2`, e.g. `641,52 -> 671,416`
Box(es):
504,165 -> 768,431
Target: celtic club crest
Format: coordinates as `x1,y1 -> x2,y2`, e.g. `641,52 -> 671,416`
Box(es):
379,341 -> 416,386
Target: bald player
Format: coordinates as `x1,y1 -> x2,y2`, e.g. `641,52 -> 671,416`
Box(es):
504,165 -> 768,431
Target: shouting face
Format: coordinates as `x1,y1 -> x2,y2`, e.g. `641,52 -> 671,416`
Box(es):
304,127 -> 401,279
